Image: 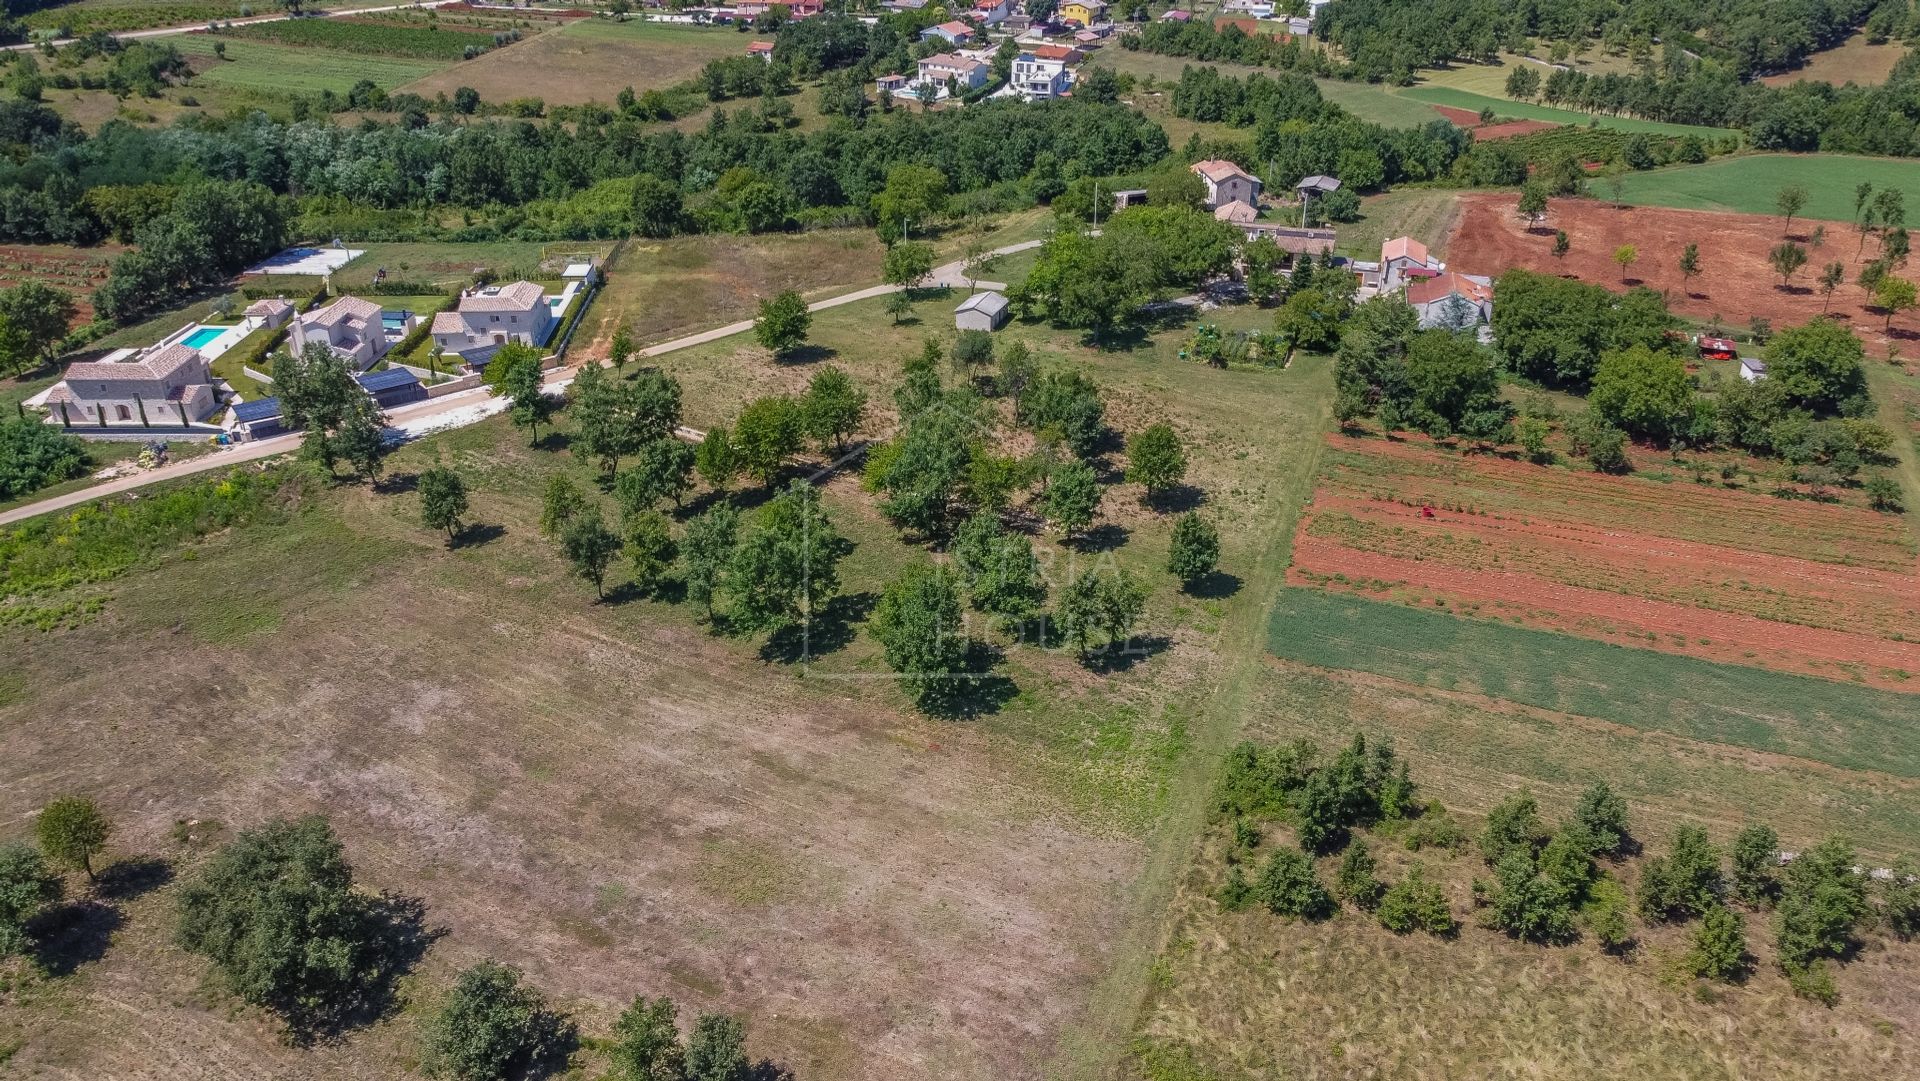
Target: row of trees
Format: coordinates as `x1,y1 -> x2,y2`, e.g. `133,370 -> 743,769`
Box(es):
2,800 -> 785,1081
1211,738 -> 1920,1002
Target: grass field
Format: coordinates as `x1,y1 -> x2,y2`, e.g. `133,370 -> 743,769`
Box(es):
170,32 -> 452,95
397,18 -> 746,107
328,241 -> 596,292
1097,49 -> 1439,130
18,0 -> 274,34
1613,153 -> 1920,222
1333,188 -> 1461,260
228,16 -> 502,60
1397,86 -> 1738,138
1760,32 -> 1912,87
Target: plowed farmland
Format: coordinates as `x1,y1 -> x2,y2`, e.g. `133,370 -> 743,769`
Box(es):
0,244 -> 118,324
1288,436 -> 1920,688
1450,193 -> 1920,364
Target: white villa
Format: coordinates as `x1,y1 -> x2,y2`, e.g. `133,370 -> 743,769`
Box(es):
41,344 -> 218,429
290,295 -> 402,371
915,53 -> 989,96
430,280 -> 557,367
1009,53 -> 1072,100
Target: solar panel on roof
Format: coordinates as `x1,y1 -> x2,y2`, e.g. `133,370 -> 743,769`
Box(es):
355,369 -> 422,393
232,397 -> 281,422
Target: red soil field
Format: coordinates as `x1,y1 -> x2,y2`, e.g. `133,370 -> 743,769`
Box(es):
1432,104 -> 1559,141
0,243 -> 117,325
1294,437 -> 1920,689
1448,193 -> 1920,363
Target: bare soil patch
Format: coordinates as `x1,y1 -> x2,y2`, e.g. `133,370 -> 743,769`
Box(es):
1431,103 -> 1559,140
0,243 -> 119,325
1449,192 -> 1920,362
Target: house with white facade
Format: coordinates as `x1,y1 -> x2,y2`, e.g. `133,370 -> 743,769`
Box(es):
916,52 -> 989,95
430,280 -> 557,367
41,343 -> 218,430
1379,236 -> 1446,291
972,0 -> 1012,25
1009,52 -> 1072,99
290,295 -> 401,372
920,20 -> 975,46
1192,159 -> 1262,210
244,297 -> 294,329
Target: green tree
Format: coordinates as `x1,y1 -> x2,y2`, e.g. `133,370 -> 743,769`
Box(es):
569,364 -> 627,479
728,480 -> 843,635
1588,344 -> 1693,443
1125,422 -> 1187,500
1763,317 -> 1867,413
622,510 -> 678,596
1479,791 -> 1547,866
1876,275 -> 1917,331
951,329 -> 994,370
1776,183 -> 1808,236
883,240 -> 936,292
1041,458 -> 1101,541
884,291 -> 914,325
870,164 -> 949,243
1018,366 -> 1105,457
1883,856 -> 1920,940
802,365 -> 867,452
1516,180 -> 1549,229
0,417 -> 87,498
561,506 -> 621,599
1504,65 -> 1540,99
950,512 -> 1047,618
1551,230 -> 1570,259
1865,473 -> 1906,513
0,282 -> 76,375
502,350 -> 555,446
630,173 -> 685,238
174,817 -> 391,1037
609,996 -> 684,1081
1677,243 -> 1701,295
1638,825 -> 1723,922
1167,512 -> 1220,587
1336,838 -> 1384,910
618,438 -> 695,513
753,290 -> 812,359
1376,864 -> 1455,935
1273,287 -> 1348,353
1582,422 -> 1630,474
419,465 -> 469,545
1767,241 -> 1808,287
1688,904 -> 1750,982
274,341 -> 363,476
608,326 -> 636,371
695,425 -> 738,492
1569,781 -> 1631,858
1612,243 -> 1638,282
1487,851 -> 1578,944
870,561 -> 972,710
1730,824 -> 1781,907
422,961 -> 574,1081
1517,416 -> 1552,464
1055,568 -> 1145,659
681,502 -> 739,622
1405,330 -> 1506,438
732,396 -> 803,485
1817,260 -> 1846,311
0,842 -> 60,958
1775,836 -> 1868,1001
36,795 -> 111,880
686,1013 -> 751,1081
539,474 -> 585,538
1255,849 -> 1334,920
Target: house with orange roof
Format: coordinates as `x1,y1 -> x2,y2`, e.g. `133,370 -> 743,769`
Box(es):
1379,235 -> 1443,291
40,343 -> 219,429
746,40 -> 775,61
1191,159 -> 1262,210
973,0 -> 1012,24
920,20 -> 976,45
1406,271 -> 1494,329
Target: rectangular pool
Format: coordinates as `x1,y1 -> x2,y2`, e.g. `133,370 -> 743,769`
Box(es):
183,327 -> 226,349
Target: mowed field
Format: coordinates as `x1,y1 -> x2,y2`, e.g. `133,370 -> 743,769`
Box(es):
398,18 -> 746,106
1760,32 -> 1912,87
170,32 -> 452,95
1287,433 -> 1920,689
1449,193 -> 1920,361
1614,153 -> 1920,223
585,230 -> 887,351
1396,86 -> 1737,138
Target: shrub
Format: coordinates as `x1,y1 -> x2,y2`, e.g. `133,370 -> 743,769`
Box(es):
422,961 -> 575,1080
1376,864 -> 1456,935
1255,849 -> 1334,920
1687,905 -> 1749,982
0,418 -> 89,501
1335,839 -> 1384,910
1637,826 -> 1723,922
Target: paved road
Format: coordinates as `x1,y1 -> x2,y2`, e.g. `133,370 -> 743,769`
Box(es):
0,237 -> 1048,526
3,1 -> 458,50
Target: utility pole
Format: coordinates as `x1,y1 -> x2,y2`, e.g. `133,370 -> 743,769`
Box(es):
1092,179 -> 1100,230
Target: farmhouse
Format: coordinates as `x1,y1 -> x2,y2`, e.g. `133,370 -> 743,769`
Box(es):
920,20 -> 976,45
746,40 -> 775,61
291,295 -> 400,371
1239,223 -> 1338,263
431,280 -> 556,367
42,343 -> 218,429
955,290 -> 1010,331
1378,235 -> 1444,291
1192,159 -> 1262,210
1406,271 -> 1494,329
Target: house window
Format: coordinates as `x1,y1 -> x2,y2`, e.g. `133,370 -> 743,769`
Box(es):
115,405 -> 131,421
510,316 -> 517,323
491,315 -> 500,322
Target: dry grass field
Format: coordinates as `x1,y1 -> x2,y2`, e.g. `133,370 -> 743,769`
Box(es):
1760,32 -> 1912,87
398,18 -> 746,107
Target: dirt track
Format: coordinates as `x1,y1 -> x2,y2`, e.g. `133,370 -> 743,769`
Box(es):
1449,193 -> 1920,363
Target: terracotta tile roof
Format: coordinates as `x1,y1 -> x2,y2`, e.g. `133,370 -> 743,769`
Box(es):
747,40 -> 774,53
460,281 -> 545,313
1214,201 -> 1258,224
245,297 -> 292,317
1381,236 -> 1431,265
1406,271 -> 1492,306
305,295 -> 383,328
63,343 -> 204,385
1192,159 -> 1255,184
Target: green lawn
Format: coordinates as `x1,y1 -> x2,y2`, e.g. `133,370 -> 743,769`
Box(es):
330,242 -> 573,292
1268,588 -> 1920,780
170,33 -> 450,95
1614,154 -> 1920,222
1314,77 -> 1444,128
1397,86 -> 1739,138
1333,188 -> 1461,260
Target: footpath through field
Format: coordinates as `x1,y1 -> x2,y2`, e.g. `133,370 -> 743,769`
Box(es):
0,240 -> 1045,527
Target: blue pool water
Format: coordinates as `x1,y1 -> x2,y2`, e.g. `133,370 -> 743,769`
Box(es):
183,327 -> 225,349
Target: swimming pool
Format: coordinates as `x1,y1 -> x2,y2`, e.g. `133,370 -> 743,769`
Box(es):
183,327 -> 226,350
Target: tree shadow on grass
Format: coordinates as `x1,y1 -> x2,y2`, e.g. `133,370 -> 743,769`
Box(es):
918,641 -> 1019,720
1183,570 -> 1243,600
777,344 -> 839,366
29,899 -> 122,977
451,522 -> 505,549
1079,633 -> 1173,675
758,590 -> 879,663
1147,483 -> 1208,514
375,471 -> 420,496
1076,523 -> 1130,553
536,430 -> 572,453
292,892 -> 443,1046
95,855 -> 174,901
